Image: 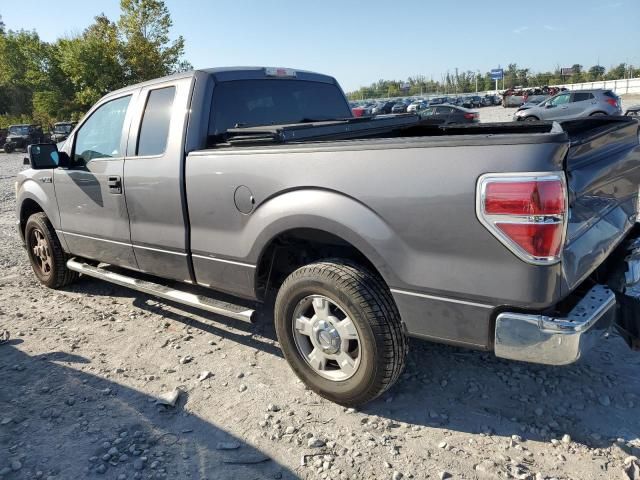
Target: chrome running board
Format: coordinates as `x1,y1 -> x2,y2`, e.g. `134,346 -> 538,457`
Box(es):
66,259 -> 254,322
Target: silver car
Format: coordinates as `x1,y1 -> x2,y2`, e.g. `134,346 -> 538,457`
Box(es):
514,89 -> 622,121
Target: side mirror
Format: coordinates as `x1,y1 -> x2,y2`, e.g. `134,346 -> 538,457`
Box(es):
26,143 -> 60,170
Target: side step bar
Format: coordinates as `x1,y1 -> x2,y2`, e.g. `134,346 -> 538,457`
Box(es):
66,259 -> 255,322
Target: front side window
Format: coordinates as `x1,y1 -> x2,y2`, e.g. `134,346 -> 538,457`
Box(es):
74,95 -> 131,165
550,93 -> 570,106
137,86 -> 176,156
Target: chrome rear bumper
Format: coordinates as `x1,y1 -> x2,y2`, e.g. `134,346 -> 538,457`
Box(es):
494,285 -> 616,365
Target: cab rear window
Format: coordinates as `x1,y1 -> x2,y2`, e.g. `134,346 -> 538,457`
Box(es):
208,79 -> 351,141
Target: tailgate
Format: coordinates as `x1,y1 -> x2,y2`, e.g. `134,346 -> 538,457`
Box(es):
562,117 -> 640,294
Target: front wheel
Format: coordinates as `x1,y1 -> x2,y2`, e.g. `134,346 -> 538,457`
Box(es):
25,212 -> 78,288
4,143 -> 14,153
274,259 -> 407,406
524,115 -> 539,121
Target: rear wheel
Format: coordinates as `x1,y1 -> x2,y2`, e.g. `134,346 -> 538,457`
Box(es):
274,259 -> 407,406
25,212 -> 78,288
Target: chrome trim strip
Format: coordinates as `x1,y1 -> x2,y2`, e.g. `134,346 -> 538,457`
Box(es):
191,253 -> 256,269
133,243 -> 187,256
66,259 -> 254,322
390,288 -> 494,309
58,230 -> 188,257
58,230 -> 131,248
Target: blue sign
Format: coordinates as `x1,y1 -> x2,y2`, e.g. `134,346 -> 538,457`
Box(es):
490,69 -> 504,80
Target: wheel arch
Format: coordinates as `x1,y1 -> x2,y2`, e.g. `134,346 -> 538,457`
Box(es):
17,182 -> 65,249
247,189 -> 406,300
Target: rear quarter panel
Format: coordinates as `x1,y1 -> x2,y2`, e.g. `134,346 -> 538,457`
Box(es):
186,135 -> 569,309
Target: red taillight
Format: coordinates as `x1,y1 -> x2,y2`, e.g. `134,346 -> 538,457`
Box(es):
464,112 -> 478,120
605,98 -> 618,107
496,222 -> 564,258
484,180 -> 564,215
477,175 -> 567,264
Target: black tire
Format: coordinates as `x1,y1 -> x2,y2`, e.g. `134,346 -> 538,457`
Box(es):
4,143 -> 14,153
25,212 -> 78,288
274,259 -> 407,406
590,111 -> 607,116
524,115 -> 539,121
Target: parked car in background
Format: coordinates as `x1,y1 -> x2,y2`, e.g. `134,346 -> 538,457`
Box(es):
625,105 -> 640,117
515,97 -> 548,114
490,95 -> 502,106
3,124 -> 46,153
391,101 -> 408,113
50,122 -> 77,144
371,101 -> 395,115
429,97 -> 445,105
419,104 -> 479,124
514,89 -> 622,121
461,96 -> 482,108
407,101 -> 428,113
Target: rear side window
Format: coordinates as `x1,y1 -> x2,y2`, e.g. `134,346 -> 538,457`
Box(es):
209,79 -> 352,140
572,92 -> 594,102
137,86 -> 176,156
603,90 -> 618,99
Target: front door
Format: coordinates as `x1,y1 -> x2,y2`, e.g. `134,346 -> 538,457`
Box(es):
55,92 -> 139,268
540,92 -> 571,120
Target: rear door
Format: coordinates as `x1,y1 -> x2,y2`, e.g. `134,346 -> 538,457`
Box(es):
567,91 -> 595,117
435,106 -> 454,123
55,92 -> 138,268
123,77 -> 194,282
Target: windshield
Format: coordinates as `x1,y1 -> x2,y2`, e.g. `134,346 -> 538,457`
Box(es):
53,124 -> 72,134
9,126 -> 30,135
209,79 -> 352,138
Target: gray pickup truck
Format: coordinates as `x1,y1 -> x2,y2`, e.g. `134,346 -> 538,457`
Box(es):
16,67 -> 640,406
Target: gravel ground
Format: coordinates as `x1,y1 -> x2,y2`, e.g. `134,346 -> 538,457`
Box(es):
1,132 -> 640,480
478,94 -> 640,123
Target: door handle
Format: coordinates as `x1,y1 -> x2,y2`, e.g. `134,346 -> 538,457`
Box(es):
107,175 -> 122,194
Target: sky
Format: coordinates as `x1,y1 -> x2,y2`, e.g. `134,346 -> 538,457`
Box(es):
1,0 -> 639,91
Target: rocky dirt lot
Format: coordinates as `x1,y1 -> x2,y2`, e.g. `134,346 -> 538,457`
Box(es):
1,143 -> 640,480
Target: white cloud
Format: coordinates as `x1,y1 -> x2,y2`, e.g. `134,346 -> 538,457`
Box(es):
513,26 -> 529,34
543,25 -> 560,31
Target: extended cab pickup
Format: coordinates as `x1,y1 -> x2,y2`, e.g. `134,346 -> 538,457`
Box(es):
16,67 -> 640,406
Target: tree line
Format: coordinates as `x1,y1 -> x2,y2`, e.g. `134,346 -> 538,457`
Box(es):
348,63 -> 639,100
0,0 -> 190,128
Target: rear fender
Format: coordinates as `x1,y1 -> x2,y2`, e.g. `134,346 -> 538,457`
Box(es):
246,188 -> 408,287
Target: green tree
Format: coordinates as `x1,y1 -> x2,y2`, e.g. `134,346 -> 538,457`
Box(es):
118,0 -> 190,84
0,29 -> 49,117
0,14 -> 5,34
57,14 -> 126,111
606,63 -> 627,80
587,65 -> 605,81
